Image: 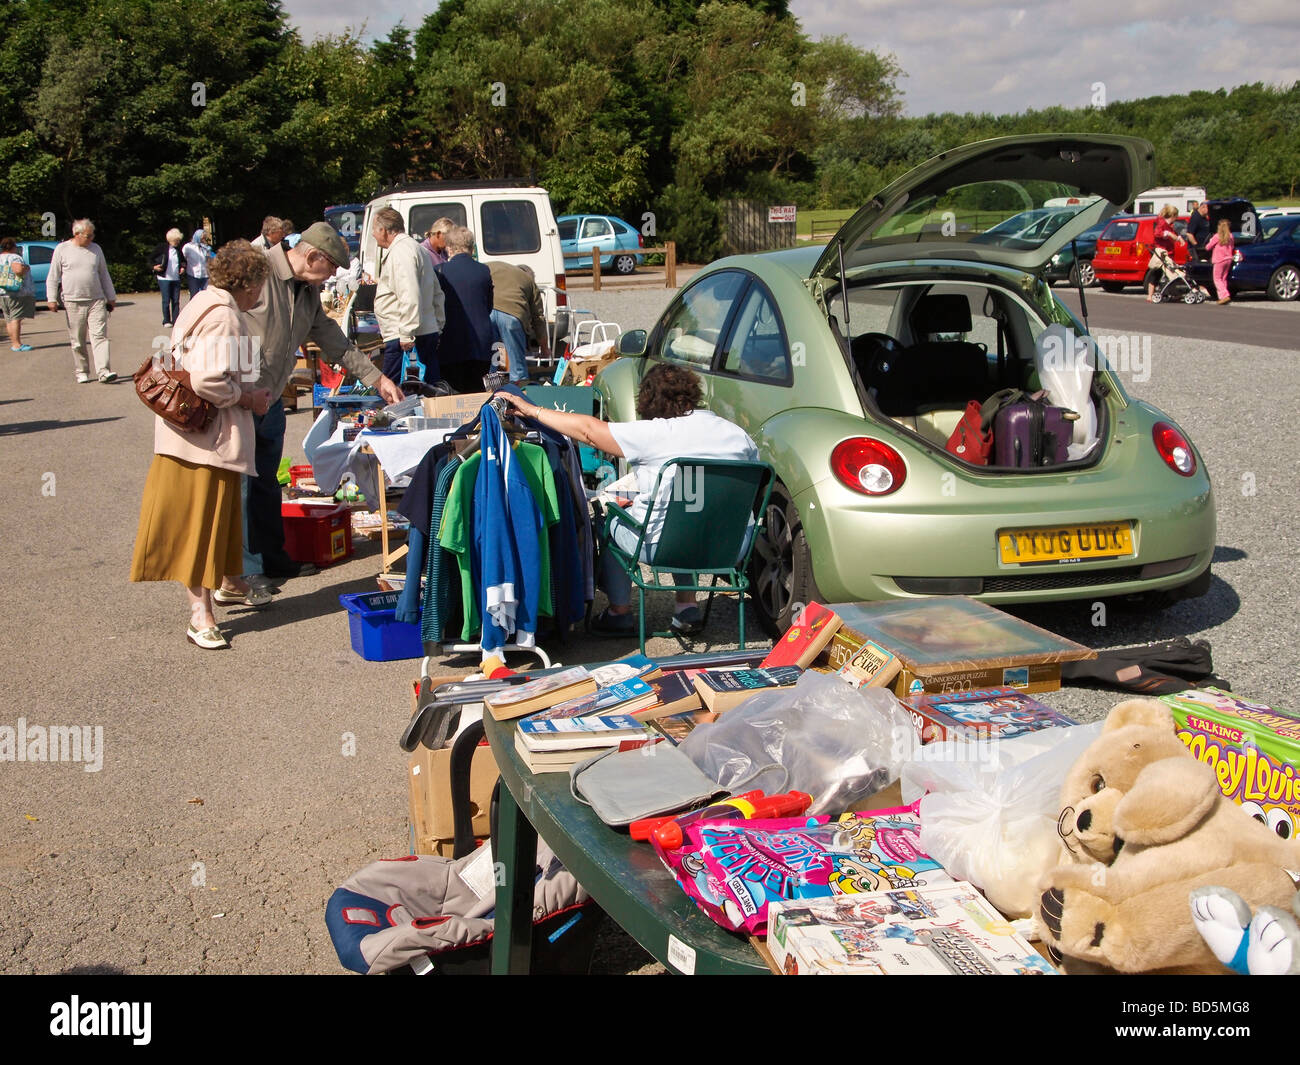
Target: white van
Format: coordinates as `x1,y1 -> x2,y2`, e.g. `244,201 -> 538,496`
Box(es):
360,181 -> 569,338
1132,186 -> 1206,215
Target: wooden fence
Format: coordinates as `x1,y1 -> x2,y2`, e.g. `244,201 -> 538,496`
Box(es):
719,200 -> 798,255
564,243 -> 677,291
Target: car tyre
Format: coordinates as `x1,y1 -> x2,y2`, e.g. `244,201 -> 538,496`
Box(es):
1267,264 -> 1300,302
748,485 -> 822,637
1069,260 -> 1096,287
1099,280 -> 1126,293
612,253 -> 637,276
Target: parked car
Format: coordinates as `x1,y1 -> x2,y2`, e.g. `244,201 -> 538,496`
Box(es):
1186,213 -> 1300,301
970,206 -> 1082,246
1092,214 -> 1190,291
16,240 -> 58,296
557,214 -> 644,275
597,134 -> 1214,633
1043,219 -> 1111,286
1258,206 -> 1300,219
324,203 -> 365,257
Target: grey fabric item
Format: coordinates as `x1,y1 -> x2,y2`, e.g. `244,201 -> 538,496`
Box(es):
571,741 -> 726,827
339,844 -> 586,975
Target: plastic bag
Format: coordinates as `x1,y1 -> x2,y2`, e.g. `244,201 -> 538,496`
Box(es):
678,671 -> 918,815
1033,323 -> 1097,459
899,722 -> 1102,918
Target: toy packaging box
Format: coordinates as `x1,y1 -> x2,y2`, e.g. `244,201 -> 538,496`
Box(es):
1160,687 -> 1300,839
902,687 -> 1078,743
767,881 -> 1058,975
655,802 -> 955,936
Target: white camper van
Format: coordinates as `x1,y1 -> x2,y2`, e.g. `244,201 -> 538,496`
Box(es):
1132,186 -> 1206,215
360,181 -> 569,339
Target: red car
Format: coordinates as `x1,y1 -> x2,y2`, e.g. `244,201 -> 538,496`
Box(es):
1093,215 -> 1189,291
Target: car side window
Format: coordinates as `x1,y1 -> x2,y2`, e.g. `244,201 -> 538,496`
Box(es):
27,245 -> 53,265
481,200 -> 541,255
652,271 -> 746,371
409,203 -> 468,239
720,282 -> 790,383
580,217 -> 611,240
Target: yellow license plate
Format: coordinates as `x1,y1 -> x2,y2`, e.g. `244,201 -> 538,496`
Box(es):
1102,246 -> 1121,254
998,522 -> 1134,565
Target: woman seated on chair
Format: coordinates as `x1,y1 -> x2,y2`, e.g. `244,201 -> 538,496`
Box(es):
499,363 -> 758,636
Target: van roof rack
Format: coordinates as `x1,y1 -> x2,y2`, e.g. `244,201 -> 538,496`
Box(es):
369,179 -> 536,198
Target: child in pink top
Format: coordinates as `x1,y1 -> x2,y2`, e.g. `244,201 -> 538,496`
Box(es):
1205,219 -> 1236,304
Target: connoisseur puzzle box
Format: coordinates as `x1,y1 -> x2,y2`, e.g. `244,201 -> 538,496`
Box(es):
1160,688 -> 1300,836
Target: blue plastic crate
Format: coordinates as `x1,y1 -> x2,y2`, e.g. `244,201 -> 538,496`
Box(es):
340,591 -> 423,661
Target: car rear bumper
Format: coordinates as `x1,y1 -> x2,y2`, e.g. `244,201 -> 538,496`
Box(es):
796,472 -> 1216,605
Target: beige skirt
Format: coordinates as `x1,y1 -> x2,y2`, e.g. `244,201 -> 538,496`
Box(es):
130,455 -> 243,589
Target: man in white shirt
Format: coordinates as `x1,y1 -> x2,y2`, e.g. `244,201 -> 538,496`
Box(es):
250,216 -> 285,250
371,207 -> 445,384
46,218 -> 117,383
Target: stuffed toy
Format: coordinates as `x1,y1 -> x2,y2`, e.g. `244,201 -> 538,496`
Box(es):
1039,698 -> 1300,972
1190,886 -> 1300,975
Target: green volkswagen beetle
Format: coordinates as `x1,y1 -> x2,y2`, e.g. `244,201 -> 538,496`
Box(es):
596,135 -> 1215,634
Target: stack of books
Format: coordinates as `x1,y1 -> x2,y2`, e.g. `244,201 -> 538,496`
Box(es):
513,714 -> 650,773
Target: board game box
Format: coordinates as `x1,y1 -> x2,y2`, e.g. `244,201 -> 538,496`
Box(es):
1160,687 -> 1300,836
902,687 -> 1078,742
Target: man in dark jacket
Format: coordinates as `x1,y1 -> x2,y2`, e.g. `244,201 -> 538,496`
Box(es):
434,226 -> 495,393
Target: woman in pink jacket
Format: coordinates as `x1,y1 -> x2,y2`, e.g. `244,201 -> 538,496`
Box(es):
1205,219 -> 1236,305
130,241 -> 273,649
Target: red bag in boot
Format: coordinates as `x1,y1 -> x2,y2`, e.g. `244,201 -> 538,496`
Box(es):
945,400 -> 993,464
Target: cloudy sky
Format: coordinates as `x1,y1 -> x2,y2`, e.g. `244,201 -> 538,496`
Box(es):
279,0 -> 1299,117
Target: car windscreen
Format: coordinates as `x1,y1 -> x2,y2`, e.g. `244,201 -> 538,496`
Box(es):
558,220 -> 578,241
481,201 -> 541,255
1100,220 -> 1140,242
408,203 -> 469,240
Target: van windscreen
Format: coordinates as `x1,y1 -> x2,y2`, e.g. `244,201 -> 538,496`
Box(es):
482,201 -> 541,255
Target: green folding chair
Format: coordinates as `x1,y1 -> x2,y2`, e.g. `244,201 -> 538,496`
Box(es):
603,457 -> 774,653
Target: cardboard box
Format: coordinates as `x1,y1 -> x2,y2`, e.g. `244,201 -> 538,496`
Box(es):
1160,688 -> 1300,832
559,350 -> 620,386
824,627 -> 1062,696
408,741 -> 498,844
421,391 -> 492,420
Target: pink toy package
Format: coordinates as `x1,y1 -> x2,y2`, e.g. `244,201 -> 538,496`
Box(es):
656,801 -> 954,935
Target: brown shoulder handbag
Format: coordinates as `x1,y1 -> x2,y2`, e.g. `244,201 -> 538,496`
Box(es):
133,305 -> 220,433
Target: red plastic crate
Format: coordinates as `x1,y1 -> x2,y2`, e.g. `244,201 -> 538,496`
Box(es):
282,502 -> 353,566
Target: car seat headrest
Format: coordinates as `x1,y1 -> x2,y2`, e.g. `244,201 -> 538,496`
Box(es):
912,293 -> 972,336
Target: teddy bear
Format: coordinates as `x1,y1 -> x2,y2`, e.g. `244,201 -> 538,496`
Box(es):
1038,698 -> 1300,973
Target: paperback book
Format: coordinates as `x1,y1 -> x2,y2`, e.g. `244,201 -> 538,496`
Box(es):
483,667 -> 596,721
761,603 -> 842,670
693,665 -> 803,712
524,677 -> 658,721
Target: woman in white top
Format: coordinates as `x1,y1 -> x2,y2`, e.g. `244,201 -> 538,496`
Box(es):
182,229 -> 212,297
150,228 -> 186,325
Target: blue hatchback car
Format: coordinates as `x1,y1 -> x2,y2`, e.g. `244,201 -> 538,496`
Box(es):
557,214 -> 644,274
1187,213 -> 1300,301
16,240 -> 58,295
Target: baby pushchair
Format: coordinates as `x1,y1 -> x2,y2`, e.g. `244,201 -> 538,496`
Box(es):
1149,247 -> 1208,304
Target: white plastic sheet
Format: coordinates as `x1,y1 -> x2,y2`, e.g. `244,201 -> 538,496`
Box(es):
1034,322 -> 1098,459
900,722 -> 1102,918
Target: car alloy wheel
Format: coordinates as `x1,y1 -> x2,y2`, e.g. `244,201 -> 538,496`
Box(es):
612,253 -> 637,275
1073,259 -> 1096,287
748,486 -> 821,636
1268,264 -> 1300,301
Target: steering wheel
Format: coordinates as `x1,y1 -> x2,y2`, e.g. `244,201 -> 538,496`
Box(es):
851,332 -> 904,377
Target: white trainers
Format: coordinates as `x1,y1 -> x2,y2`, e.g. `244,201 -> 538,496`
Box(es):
98,369 -> 117,383
75,372 -> 92,384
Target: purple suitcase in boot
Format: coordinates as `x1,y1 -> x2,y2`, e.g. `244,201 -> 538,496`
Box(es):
993,398 -> 1073,467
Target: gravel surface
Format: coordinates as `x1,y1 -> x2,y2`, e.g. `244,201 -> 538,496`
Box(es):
1,282 -> 1295,977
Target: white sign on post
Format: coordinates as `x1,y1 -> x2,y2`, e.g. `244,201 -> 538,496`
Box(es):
768,206 -> 797,224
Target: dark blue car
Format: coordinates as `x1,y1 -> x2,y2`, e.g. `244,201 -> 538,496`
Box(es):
324,203 -> 365,257
1187,214 -> 1300,301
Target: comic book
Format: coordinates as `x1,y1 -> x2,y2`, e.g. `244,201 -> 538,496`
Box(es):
767,882 -> 1058,975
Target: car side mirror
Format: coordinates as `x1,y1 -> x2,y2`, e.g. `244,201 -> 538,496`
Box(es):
617,329 -> 648,357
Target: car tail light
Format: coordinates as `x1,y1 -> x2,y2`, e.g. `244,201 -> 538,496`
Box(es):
1153,422 -> 1196,476
555,273 -> 567,306
1135,241 -> 1147,256
831,438 -> 906,495
637,232 -> 645,248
